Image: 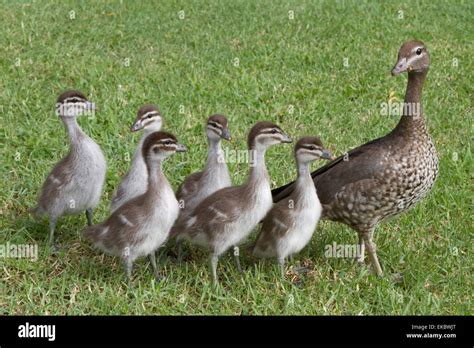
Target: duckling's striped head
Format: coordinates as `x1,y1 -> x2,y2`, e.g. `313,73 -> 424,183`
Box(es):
392,40 -> 430,76
295,136 -> 334,163
207,114 -> 231,141
248,121 -> 292,150
141,131 -> 187,162
131,105 -> 162,132
56,90 -> 95,117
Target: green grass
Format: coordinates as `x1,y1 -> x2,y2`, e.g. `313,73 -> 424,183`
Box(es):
0,0 -> 472,315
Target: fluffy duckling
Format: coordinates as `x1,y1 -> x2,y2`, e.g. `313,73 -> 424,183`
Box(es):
171,115 -> 231,256
253,136 -> 334,277
30,90 -> 106,246
110,105 -> 162,212
172,121 -> 292,286
83,131 -> 186,281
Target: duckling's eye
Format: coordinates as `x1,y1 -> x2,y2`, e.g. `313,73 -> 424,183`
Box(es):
164,140 -> 172,145
147,115 -> 153,119
416,48 -> 422,55
271,129 -> 277,134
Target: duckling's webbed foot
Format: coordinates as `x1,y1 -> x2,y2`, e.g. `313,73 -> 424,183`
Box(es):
85,208 -> 93,226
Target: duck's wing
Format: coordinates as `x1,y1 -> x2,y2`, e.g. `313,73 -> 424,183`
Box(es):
174,186 -> 243,236
83,197 -> 144,248
36,153 -> 77,208
272,136 -> 389,205
175,171 -> 203,202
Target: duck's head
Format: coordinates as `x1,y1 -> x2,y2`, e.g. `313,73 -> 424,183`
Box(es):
56,90 -> 96,117
131,105 -> 163,133
391,40 -> 430,76
295,136 -> 334,164
142,131 -> 187,162
248,121 -> 292,150
206,114 -> 231,141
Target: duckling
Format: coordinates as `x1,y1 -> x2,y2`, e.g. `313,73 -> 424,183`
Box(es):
172,121 -> 292,286
253,136 -> 334,277
83,131 -> 186,281
30,90 -> 106,246
171,115 -> 231,258
110,105 -> 162,212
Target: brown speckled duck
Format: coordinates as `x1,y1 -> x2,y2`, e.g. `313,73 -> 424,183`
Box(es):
272,40 -> 439,276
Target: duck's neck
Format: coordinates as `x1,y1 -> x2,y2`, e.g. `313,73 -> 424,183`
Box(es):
204,138 -> 224,169
395,70 -> 427,132
248,146 -> 269,185
296,161 -> 311,179
145,159 -> 166,196
61,116 -> 86,145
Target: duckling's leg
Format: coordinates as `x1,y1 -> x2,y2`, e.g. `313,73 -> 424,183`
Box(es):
232,246 -> 243,274
356,234 -> 365,265
149,251 -> 165,282
176,239 -> 186,263
278,257 -> 285,278
209,254 -> 219,287
123,256 -> 133,285
362,228 -> 383,276
85,208 -> 93,226
48,218 -> 57,247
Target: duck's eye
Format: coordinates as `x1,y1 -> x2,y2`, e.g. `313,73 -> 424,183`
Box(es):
416,48 -> 422,55
164,141 -> 172,145
147,115 -> 153,119
271,129 -> 278,134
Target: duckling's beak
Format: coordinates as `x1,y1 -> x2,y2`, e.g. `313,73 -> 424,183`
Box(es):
391,57 -> 408,76
321,149 -> 335,161
221,128 -> 232,141
176,143 -> 187,153
130,120 -> 143,132
281,133 -> 293,143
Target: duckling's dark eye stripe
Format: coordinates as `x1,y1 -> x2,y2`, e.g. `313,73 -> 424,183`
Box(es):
63,97 -> 85,104
301,145 -> 318,151
260,128 -> 281,135
158,138 -> 176,144
208,121 -> 222,129
141,111 -> 160,119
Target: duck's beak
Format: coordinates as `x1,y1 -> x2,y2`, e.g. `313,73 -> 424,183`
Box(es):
221,128 -> 232,141
321,149 -> 335,161
391,57 -> 408,76
176,143 -> 187,153
281,133 -> 293,143
130,120 -> 143,132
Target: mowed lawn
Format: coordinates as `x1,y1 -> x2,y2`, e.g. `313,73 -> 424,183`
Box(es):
0,0 -> 472,315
